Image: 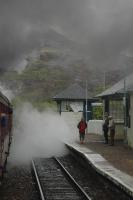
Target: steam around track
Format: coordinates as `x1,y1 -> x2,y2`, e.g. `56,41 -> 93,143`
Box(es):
10,103 -> 77,164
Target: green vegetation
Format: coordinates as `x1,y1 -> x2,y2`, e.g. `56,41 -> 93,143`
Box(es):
0,50 -> 72,110
0,47 -> 119,111
92,106 -> 103,120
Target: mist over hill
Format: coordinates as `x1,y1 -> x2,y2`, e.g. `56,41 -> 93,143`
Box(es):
1,28 -> 133,109
1,0 -> 133,74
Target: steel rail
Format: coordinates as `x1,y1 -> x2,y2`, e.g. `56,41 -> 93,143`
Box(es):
54,157 -> 92,200
31,160 -> 46,200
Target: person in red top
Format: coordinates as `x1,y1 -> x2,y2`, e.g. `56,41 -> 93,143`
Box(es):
77,117 -> 87,144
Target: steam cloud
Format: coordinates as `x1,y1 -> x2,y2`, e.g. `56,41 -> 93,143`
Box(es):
1,0 -> 133,70
10,103 -> 77,163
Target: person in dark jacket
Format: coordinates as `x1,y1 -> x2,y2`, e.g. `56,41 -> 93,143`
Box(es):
77,118 -> 87,144
108,116 -> 115,146
103,115 -> 109,144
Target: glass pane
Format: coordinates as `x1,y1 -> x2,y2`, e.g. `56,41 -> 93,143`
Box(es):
109,100 -> 124,123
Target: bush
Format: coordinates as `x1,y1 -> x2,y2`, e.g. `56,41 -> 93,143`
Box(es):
92,106 -> 103,120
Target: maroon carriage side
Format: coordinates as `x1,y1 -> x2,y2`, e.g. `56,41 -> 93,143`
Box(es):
0,91 -> 13,182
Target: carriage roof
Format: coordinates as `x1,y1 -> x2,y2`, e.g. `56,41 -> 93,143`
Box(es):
0,91 -> 12,108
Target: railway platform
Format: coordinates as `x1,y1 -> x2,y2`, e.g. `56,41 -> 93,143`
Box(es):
84,133 -> 133,177
67,133 -> 133,198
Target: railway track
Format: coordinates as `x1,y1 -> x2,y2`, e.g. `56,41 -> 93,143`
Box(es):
32,157 -> 91,200
32,154 -> 132,200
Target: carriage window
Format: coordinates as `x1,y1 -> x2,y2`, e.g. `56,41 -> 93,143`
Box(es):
109,100 -> 124,123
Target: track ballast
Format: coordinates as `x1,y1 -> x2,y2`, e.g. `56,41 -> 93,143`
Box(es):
32,154 -> 132,200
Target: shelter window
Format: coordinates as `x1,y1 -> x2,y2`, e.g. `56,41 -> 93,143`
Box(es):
109,100 -> 124,123
92,103 -> 103,120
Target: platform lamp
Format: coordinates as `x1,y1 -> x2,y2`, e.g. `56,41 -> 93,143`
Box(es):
85,80 -> 91,133
123,77 -> 128,144
85,80 -> 88,124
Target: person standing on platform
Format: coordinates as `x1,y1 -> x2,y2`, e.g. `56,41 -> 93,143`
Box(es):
102,114 -> 109,144
108,116 -> 115,146
77,118 -> 87,144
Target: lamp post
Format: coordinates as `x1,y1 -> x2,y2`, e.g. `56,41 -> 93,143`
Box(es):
75,78 -> 90,124
86,80 -> 88,123
123,77 -> 127,144
103,71 -> 106,90
85,80 -> 88,134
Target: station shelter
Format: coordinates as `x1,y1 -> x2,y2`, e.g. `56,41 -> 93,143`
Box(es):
53,83 -> 97,122
97,73 -> 133,147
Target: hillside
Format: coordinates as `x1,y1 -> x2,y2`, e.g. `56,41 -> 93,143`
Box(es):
1,29 -> 133,110
0,54 -> 126,110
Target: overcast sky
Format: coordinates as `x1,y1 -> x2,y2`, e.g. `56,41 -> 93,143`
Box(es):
1,0 -> 133,70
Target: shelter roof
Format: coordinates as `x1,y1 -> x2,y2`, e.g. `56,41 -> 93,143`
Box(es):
53,83 -> 93,101
97,73 -> 133,97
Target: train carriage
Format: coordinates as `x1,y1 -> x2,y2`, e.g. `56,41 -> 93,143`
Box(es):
0,91 -> 13,182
